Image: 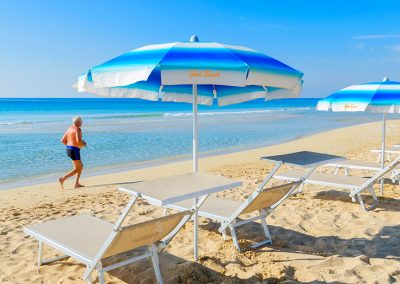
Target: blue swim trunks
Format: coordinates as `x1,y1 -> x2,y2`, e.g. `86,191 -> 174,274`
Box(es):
66,146 -> 81,161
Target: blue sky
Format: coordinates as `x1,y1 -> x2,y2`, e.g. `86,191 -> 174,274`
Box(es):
0,0 -> 399,98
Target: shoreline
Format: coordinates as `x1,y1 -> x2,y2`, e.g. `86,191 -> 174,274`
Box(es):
0,130 -> 310,191
0,119 -> 398,199
0,118 -> 387,191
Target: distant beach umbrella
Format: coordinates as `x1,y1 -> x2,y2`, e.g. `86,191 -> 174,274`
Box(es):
317,77 -> 400,194
77,36 -> 304,172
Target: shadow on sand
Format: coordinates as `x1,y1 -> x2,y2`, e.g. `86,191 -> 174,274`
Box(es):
312,188 -> 400,212
91,217 -> 400,283
86,180 -> 144,188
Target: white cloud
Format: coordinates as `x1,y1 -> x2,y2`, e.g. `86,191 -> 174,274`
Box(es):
355,34 -> 400,40
390,44 -> 400,52
354,42 -> 366,49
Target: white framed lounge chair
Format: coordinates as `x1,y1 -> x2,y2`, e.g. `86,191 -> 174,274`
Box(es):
274,155 -> 400,211
23,196 -> 192,284
371,147 -> 400,162
163,181 -> 302,252
326,160 -> 381,175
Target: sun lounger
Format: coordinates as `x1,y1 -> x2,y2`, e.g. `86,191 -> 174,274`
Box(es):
164,181 -> 301,252
371,147 -> 400,162
23,196 -> 192,284
274,155 -> 400,211
326,160 -> 381,175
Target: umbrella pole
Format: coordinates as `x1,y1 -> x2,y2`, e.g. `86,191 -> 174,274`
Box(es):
380,113 -> 386,195
192,84 -> 199,261
193,84 -> 198,172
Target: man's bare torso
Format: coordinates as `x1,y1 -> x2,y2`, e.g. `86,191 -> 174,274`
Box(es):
62,125 -> 82,148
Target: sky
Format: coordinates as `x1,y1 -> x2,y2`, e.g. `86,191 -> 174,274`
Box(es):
0,0 -> 399,98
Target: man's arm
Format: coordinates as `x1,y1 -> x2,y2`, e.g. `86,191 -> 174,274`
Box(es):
76,128 -> 86,148
61,132 -> 68,145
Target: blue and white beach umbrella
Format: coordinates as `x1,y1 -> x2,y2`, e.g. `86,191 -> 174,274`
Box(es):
317,77 -> 400,193
317,77 -> 400,113
77,36 -> 304,171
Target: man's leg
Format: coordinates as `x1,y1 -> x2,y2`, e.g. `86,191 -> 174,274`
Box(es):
74,160 -> 84,188
59,161 -> 79,189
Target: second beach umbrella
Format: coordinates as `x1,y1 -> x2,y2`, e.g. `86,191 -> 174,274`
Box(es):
317,77 -> 400,194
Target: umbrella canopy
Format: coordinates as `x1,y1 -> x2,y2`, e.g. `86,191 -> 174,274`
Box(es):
317,77 -> 400,113
78,36 -> 303,106
77,36 -> 304,172
317,77 -> 400,194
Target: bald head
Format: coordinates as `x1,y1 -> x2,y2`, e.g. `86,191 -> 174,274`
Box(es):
72,116 -> 82,127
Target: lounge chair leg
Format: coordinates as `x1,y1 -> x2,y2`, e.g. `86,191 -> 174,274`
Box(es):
344,168 -> 349,176
162,208 -> 168,216
368,186 -> 379,210
229,224 -> 241,252
36,241 -> 69,266
37,241 -> 43,267
85,265 -> 92,284
369,186 -> 379,203
222,229 -> 227,241
356,193 -> 366,211
150,244 -> 163,284
96,262 -> 105,284
260,210 -> 272,244
334,167 -> 339,175
297,183 -> 304,194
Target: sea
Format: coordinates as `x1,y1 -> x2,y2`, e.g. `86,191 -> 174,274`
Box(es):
0,98 -> 385,189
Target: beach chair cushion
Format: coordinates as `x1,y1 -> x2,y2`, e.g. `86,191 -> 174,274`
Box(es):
24,215 -> 113,260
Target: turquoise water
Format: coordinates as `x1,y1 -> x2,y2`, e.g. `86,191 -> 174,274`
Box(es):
0,98 -> 384,188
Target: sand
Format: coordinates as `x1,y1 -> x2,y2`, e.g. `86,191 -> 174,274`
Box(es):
0,120 -> 399,283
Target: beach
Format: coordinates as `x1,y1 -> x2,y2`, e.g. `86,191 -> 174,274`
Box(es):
1,120 -> 399,283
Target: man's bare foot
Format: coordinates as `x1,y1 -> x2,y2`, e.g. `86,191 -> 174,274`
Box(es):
58,178 -> 64,190
74,184 -> 85,189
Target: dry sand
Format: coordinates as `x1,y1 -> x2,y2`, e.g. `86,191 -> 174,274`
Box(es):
0,121 -> 399,283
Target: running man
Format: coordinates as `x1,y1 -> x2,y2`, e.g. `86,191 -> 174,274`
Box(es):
59,116 -> 86,189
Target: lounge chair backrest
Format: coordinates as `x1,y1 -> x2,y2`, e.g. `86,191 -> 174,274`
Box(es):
361,155 -> 400,189
241,181 -> 300,215
103,211 -> 189,258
